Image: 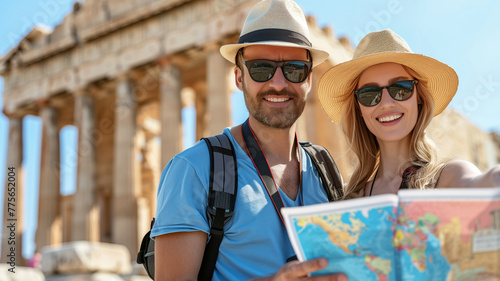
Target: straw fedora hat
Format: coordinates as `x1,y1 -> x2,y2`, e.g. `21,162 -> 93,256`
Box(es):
318,29 -> 459,123
220,0 -> 329,67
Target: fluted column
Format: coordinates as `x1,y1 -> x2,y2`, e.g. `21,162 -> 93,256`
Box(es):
159,61 -> 182,168
71,90 -> 99,242
36,102 -> 62,249
206,48 -> 233,135
112,74 -> 140,256
192,82 -> 208,141
1,114 -> 24,265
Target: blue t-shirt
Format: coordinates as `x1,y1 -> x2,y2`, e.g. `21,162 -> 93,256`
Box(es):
151,128 -> 329,280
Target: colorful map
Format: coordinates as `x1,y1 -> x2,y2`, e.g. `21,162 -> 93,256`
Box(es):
397,193 -> 500,281
394,204 -> 450,280
282,188 -> 500,281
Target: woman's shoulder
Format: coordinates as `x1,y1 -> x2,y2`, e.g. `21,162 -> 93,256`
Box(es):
436,159 -> 482,188
443,159 -> 481,173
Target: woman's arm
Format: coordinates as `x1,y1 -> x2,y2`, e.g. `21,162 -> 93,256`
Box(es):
436,159 -> 500,188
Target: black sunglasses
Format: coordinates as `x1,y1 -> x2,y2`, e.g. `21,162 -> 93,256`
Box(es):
241,57 -> 312,83
354,80 -> 418,107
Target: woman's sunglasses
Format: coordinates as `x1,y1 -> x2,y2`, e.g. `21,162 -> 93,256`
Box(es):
241,57 -> 312,83
354,80 -> 418,107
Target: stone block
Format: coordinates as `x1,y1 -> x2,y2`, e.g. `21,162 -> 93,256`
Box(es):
0,265 -> 45,281
130,262 -> 148,276
120,263 -> 150,281
79,55 -> 118,85
119,39 -> 161,70
123,276 -> 151,281
47,70 -> 76,97
45,272 -> 124,281
40,241 -> 132,276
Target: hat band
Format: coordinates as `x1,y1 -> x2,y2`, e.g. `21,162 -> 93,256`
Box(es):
238,28 -> 312,47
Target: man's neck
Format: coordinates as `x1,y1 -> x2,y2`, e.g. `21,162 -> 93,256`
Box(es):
231,118 -> 301,200
249,118 -> 297,162
231,118 -> 298,163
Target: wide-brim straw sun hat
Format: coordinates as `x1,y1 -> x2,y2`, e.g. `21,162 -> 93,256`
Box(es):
220,0 -> 329,67
318,29 -> 459,123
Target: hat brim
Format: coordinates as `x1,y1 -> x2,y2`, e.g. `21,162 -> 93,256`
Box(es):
317,52 -> 459,123
220,41 -> 330,68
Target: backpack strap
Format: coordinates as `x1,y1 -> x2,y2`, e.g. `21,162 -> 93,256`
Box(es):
300,142 -> 344,201
198,134 -> 237,281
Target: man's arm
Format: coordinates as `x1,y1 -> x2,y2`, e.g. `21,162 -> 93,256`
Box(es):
155,233 -> 347,281
155,231 -> 207,281
153,150 -> 211,280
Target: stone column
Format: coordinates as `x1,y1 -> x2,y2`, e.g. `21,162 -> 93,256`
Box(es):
158,61 -> 182,168
71,90 -> 99,242
206,48 -> 233,135
36,102 -> 62,250
112,74 -> 140,256
144,136 -> 161,222
1,114 -> 24,265
192,82 -> 208,140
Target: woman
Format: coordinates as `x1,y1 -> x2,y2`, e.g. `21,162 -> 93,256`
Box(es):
317,29 -> 500,199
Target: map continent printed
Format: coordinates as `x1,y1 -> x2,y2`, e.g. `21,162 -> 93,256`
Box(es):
291,197 -> 500,281
294,207 -> 398,280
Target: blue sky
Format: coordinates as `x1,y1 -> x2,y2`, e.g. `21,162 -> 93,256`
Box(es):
1,0 -> 500,259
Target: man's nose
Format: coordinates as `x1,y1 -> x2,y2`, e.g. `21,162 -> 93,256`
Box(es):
267,67 -> 288,91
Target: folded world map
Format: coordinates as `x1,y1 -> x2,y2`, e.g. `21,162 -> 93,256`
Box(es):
281,187 -> 500,281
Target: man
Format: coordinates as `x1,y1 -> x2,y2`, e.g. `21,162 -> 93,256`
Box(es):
152,0 -> 346,280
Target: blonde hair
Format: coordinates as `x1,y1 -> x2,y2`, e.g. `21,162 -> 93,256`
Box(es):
342,66 -> 446,199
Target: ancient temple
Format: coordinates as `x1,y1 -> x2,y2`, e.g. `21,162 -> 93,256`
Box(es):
0,0 -> 355,266
0,0 -> 498,279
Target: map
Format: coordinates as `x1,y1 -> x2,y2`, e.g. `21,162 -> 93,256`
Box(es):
281,188 -> 500,281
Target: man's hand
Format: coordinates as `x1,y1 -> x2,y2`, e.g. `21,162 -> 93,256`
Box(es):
250,258 -> 347,281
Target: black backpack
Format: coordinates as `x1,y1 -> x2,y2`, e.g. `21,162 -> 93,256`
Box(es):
136,134 -> 343,280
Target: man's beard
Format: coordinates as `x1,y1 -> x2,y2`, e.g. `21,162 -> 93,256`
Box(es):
242,79 -> 306,129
